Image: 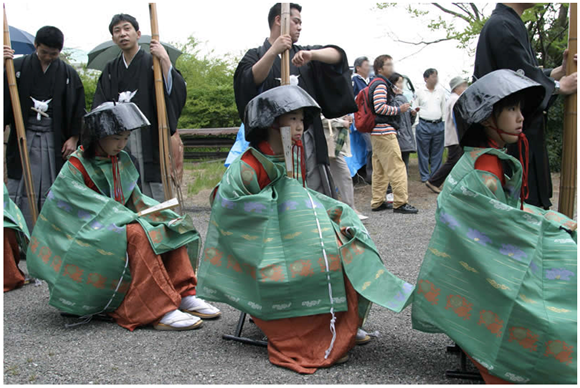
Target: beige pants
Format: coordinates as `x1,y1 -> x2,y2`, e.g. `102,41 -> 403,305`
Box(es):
371,134 -> 408,209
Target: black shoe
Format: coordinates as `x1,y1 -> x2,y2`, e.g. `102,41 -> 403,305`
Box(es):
372,202 -> 393,212
393,203 -> 419,214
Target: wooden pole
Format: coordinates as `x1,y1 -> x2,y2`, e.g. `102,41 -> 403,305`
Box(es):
280,3 -> 291,86
558,3 -> 577,218
3,4 -> 37,225
149,3 -> 184,213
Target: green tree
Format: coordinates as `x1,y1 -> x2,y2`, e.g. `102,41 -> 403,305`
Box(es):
174,36 -> 241,129
378,2 -> 571,171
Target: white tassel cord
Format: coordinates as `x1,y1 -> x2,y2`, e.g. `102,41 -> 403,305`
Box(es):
305,191 -> 337,359
65,252 -> 130,328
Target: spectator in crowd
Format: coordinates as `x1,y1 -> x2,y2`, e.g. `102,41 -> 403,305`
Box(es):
351,56 -> 374,183
425,76 -> 468,193
369,55 -> 418,214
322,114 -> 368,220
415,68 -> 446,184
388,72 -> 417,173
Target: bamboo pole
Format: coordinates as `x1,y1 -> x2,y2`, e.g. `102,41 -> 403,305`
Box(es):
149,3 -> 185,213
558,3 -> 577,218
280,3 -> 291,86
3,4 -> 37,225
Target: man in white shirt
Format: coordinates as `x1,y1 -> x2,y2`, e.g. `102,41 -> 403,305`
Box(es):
415,68 -> 446,183
425,76 -> 468,193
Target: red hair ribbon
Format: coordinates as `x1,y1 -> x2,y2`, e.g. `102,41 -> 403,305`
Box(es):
110,155 -> 125,204
292,140 -> 306,187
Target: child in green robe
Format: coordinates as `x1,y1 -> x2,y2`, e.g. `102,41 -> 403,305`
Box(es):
27,102 -> 221,331
412,70 -> 577,384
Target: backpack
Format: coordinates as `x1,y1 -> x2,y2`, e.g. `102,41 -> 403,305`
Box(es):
354,78 -> 383,133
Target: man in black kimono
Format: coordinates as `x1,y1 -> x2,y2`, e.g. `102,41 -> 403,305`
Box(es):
4,26 -> 85,231
93,14 -> 187,202
473,3 -> 577,209
234,3 -> 357,197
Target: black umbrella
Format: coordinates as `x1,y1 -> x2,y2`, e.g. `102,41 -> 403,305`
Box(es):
86,35 -> 182,71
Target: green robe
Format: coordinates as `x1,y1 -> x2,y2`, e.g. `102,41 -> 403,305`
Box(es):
27,148 -> 200,317
412,147 -> 577,384
4,183 -> 30,249
197,148 -> 414,321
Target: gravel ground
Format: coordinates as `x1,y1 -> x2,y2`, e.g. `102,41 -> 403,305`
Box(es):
4,159 -> 488,384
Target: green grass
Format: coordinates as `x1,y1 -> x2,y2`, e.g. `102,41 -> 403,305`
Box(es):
185,160 -> 227,195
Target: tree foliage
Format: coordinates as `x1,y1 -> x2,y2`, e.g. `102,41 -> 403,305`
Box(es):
377,2 -> 571,171
174,36 -> 241,129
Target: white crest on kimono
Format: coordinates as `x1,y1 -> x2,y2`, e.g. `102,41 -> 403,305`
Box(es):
447,176 -> 458,185
272,303 -> 292,310
473,357 -> 494,371
16,71 -> 21,78
202,286 -> 217,295
489,199 -> 512,211
247,301 -> 262,310
224,294 -> 240,303
275,74 -> 300,86
522,213 -> 541,226
554,238 -> 575,244
460,185 -> 477,197
30,97 -> 52,121
66,77 -> 70,85
504,372 -> 529,383
118,90 -> 137,103
301,299 -> 322,307
58,298 -> 76,306
516,69 -> 526,76
333,297 -> 346,304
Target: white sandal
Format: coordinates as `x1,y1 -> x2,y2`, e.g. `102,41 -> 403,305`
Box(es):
180,296 -> 222,319
154,309 -> 203,331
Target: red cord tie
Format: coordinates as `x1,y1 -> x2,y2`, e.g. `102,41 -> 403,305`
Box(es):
110,155 -> 125,204
490,119 -> 529,210
292,140 -> 306,187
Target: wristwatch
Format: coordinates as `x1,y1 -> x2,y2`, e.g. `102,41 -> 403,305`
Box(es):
553,80 -> 560,95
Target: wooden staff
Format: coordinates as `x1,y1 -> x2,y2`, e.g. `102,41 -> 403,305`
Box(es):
149,3 -> 184,213
558,3 -> 577,218
3,4 -> 37,225
280,3 -> 291,86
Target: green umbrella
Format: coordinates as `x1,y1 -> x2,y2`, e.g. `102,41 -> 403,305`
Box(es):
87,35 -> 182,71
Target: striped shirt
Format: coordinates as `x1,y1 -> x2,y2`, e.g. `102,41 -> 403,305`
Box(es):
372,83 -> 400,136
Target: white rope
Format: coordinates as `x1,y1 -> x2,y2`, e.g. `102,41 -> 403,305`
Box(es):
65,252 -> 130,328
305,191 -> 337,359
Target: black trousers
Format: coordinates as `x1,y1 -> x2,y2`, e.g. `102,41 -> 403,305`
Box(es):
427,145 -> 463,187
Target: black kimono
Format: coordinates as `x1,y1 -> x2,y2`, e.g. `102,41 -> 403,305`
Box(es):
234,39 -> 357,196
92,49 -> 187,184
4,54 -> 85,180
473,3 -> 556,208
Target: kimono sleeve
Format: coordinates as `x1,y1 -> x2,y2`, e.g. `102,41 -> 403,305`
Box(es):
64,66 -> 86,138
307,45 -> 357,118
164,66 -> 187,136
233,48 -> 261,121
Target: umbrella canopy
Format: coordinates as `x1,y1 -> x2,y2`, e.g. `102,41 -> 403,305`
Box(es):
9,26 -> 35,55
86,35 -> 182,71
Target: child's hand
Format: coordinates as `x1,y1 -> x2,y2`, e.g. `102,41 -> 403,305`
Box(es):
400,103 -> 410,113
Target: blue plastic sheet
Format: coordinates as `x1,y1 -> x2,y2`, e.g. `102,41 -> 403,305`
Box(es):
225,124 -> 250,167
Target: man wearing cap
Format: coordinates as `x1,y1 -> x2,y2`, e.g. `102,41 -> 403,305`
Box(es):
425,76 -> 468,193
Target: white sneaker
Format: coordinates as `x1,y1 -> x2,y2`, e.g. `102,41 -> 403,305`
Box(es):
154,309 -> 203,331
180,295 -> 222,319
386,193 -> 394,203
